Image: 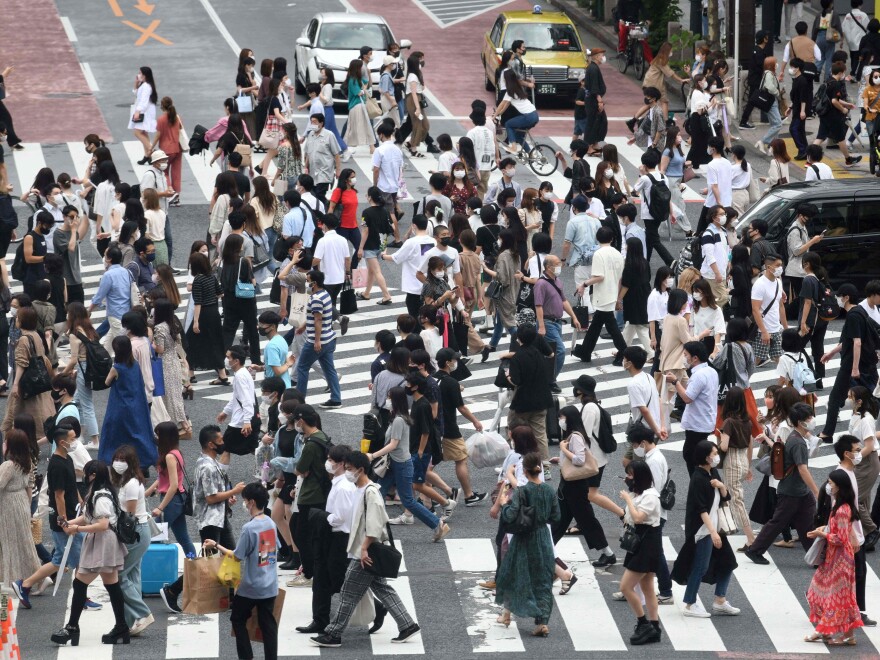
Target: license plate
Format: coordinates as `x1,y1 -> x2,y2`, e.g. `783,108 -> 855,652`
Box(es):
538,84 -> 556,94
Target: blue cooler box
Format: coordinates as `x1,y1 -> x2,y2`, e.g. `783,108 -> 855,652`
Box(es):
142,543 -> 178,594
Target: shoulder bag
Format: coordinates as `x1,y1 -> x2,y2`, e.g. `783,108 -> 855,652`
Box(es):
506,486 -> 538,534
559,433 -> 599,480
717,501 -> 738,535
485,278 -> 503,301
244,231 -> 272,271
233,134 -> 252,168
339,280 -> 359,315
659,469 -> 676,510
150,343 -> 165,397
746,281 -> 779,342
234,258 -> 255,299
19,335 -> 53,399
363,486 -> 403,578
750,72 -> 775,113
619,524 -> 643,553
771,159 -> 788,189
516,253 -> 541,311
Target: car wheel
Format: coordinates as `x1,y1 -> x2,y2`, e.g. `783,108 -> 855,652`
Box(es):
293,57 -> 306,95
483,56 -> 495,92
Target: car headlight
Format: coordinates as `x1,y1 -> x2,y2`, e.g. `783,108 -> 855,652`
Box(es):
314,59 -> 344,72
568,68 -> 585,80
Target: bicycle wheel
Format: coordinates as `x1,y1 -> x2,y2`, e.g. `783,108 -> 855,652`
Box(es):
618,49 -> 628,74
528,143 -> 558,176
633,46 -> 646,80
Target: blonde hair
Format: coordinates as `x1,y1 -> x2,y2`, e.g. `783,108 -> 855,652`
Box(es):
677,267 -> 701,294
142,187 -> 160,211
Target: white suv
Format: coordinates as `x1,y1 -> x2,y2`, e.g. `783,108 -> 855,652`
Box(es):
294,13 -> 411,103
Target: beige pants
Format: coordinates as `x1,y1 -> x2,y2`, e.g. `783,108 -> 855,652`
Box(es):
405,95 -> 429,149
622,323 -> 653,359
709,278 -> 729,308
723,446 -> 752,533
101,316 -> 124,353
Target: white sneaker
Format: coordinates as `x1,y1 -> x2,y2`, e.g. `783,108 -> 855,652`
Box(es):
30,576 -> 53,596
444,498 -> 458,518
389,513 -> 414,525
342,149 -> 353,162
286,575 -> 312,587
432,522 -> 450,542
130,614 -> 155,636
683,601 -> 711,618
657,593 -> 675,605
754,140 -> 767,155
712,600 -> 741,615
612,591 -> 626,601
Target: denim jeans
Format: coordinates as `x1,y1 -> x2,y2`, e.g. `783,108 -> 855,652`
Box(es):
379,458 -> 440,529
265,227 -> 279,272
505,111 -> 539,150
657,518 -> 672,597
490,313 -> 517,349
120,521 -> 152,627
296,338 -> 341,402
74,362 -> 99,439
335,225 -> 362,270
542,319 -> 565,380
761,101 -> 782,147
683,535 -> 732,604
817,32 -> 835,81
162,491 -> 196,557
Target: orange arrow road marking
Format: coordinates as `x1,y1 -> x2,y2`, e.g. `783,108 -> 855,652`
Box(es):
107,0 -> 123,17
133,0 -> 156,15
123,19 -> 173,46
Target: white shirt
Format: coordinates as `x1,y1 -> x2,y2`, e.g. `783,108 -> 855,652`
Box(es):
693,304 -> 726,338
313,229 -> 350,285
419,246 -> 461,279
634,171 -> 668,221
120,477 -> 149,523
503,93 -> 536,114
751,275 -> 783,333
644,448 -> 669,520
848,412 -> 877,444
326,473 -> 359,533
699,223 -> 728,279
627,371 -> 661,432
467,125 -> 496,172
223,367 -> 255,428
301,192 -> 326,216
859,299 -> 880,325
729,161 -> 752,189
805,162 -> 834,181
590,246 -> 624,312
420,328 -> 442,368
468,212 -> 483,233
705,157 -> 733,207
392,235 -> 435,295
690,89 -> 712,113
527,252 -> 549,278
372,141 -> 403,193
580,401 -> 608,468
406,72 -> 424,94
140,166 -> 168,212
647,289 -> 668,328
625,487 -> 662,527
437,151 -> 459,173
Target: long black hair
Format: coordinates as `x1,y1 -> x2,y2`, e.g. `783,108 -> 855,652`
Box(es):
388,386 -> 412,426
828,469 -> 858,521
559,405 -> 590,447
140,66 -> 158,104
624,237 -> 649,280
83,460 -> 120,519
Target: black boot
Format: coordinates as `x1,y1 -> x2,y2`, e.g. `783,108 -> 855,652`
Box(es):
50,624 -> 80,646
102,582 -> 130,644
101,624 -> 131,645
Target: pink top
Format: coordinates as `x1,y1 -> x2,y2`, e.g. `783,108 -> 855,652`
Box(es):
205,116 -> 253,143
157,449 -> 186,494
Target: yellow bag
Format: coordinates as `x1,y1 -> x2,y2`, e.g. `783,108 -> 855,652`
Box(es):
218,553 -> 241,588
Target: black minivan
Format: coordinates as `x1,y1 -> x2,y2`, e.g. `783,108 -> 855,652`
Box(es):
735,179 -> 880,289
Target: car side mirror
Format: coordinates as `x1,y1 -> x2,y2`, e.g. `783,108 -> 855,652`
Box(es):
296,37 -> 311,47
399,39 -> 412,49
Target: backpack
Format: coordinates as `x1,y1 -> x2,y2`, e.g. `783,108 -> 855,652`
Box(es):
11,241 -> 26,282
813,83 -> 831,117
659,469 -> 676,510
790,352 -> 818,394
130,169 -> 159,201
75,331 -> 113,391
43,401 -> 79,442
770,437 -> 795,481
675,235 -> 702,276
646,174 -> 671,222
593,403 -> 618,454
816,281 -> 840,321
95,492 -> 140,545
775,223 -> 803,268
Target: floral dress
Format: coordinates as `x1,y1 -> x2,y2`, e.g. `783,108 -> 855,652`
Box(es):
807,503 -> 864,636
155,321 -> 187,430
276,142 -> 303,183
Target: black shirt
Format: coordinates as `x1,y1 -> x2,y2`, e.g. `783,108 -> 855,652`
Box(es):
24,230 -> 47,283
476,225 -> 501,266
798,274 -> 821,327
574,87 -> 587,120
409,396 -> 435,455
276,427 -> 298,460
47,453 -> 79,531
361,206 -> 390,250
842,306 -> 879,369
215,171 -> 251,198
437,371 -> 464,439
790,74 -> 813,115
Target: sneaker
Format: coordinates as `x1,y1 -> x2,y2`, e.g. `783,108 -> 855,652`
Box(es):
168,192 -> 180,206
319,400 -> 342,409
745,549 -> 770,565
432,522 -> 450,542
12,580 -> 31,609
612,591 -> 626,601
478,580 -> 496,590
286,575 -> 313,587
310,634 -> 342,648
862,612 -> 877,627
83,598 -> 102,611
683,601 -> 711,618
657,593 -> 675,605
550,383 -> 562,394
591,553 -> 616,569
130,614 -> 155,636
738,122 -> 755,130
754,140 -> 767,155
631,620 -> 661,645
389,513 -> 414,525
845,156 -> 863,167
160,586 -> 181,613
625,117 -> 637,134
29,576 -> 53,596
712,600 -> 741,616
340,316 -> 350,336
391,623 -> 421,643
443,498 -> 458,518
451,486 -> 462,504
464,492 -> 487,506
543,467 -> 553,481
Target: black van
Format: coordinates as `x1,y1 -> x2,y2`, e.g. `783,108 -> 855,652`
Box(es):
735,179 -> 880,289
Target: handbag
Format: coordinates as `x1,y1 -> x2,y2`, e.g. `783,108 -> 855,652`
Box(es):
770,159 -> 788,188
828,27 -> 841,42
287,291 -> 309,328
494,357 -> 512,389
506,487 -> 537,534
233,135 -> 252,168
717,502 -> 738,535
269,273 -> 282,305
234,258 -> 256,299
218,552 -> 242,587
339,281 -> 358,315
19,336 -> 52,399
418,94 -> 428,109
659,470 -> 676,510
805,535 -> 827,566
363,488 -> 403,578
485,279 -> 503,301
131,110 -> 144,124
235,91 -> 254,114
244,231 -> 272,271
365,96 -> 382,120
272,178 -> 288,197
150,345 -> 166,397
370,454 -> 390,479
571,293 -> 591,328
516,254 -> 540,310
559,435 -> 599,480
620,524 -> 643,553
681,165 -> 697,183
751,87 -> 774,113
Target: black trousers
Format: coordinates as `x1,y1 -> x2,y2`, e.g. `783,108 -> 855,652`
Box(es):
644,220 -> 673,266
405,293 -> 422,319
782,276 -> 802,319
683,430 -> 710,476
66,283 -> 85,306
0,99 -> 21,146
740,78 -> 761,124
313,183 -> 330,208
291,504 -> 320,579
312,527 -> 350,627
751,493 -> 817,555
577,310 -> 627,360
855,546 -> 867,612
231,594 -> 278,660
551,475 -> 608,551
686,113 -> 711,168
325,282 -> 342,324
800,322 -> 828,380
168,522 -> 235,596
821,364 -> 879,437
222,294 -> 261,364
0,315 -> 8,384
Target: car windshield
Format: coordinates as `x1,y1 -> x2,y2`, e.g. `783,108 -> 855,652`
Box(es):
734,192 -> 794,235
502,23 -> 581,51
317,23 -> 390,50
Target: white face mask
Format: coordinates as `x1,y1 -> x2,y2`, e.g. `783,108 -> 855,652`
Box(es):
559,419 -> 567,432
633,446 -> 646,458
112,461 -> 128,475
695,54 -> 704,62
604,169 -> 613,179
843,398 -> 854,411
542,192 -> 554,200
9,307 -> 17,319
450,360 -> 458,372
224,358 -> 234,371
716,214 -> 727,225
294,422 -> 304,433
835,296 -> 846,308
277,413 -> 288,427
665,277 -> 674,288
349,178 -> 357,187
497,239 -> 503,248
600,55 -> 607,64
873,77 -> 880,85
344,470 -> 358,483
553,266 -> 562,275
261,395 -> 274,406
789,67 -> 797,76
504,168 -> 516,178
803,418 -> 816,432
699,81 -> 708,89
709,454 -> 721,468
68,440 -> 80,452
52,194 -> 64,206
325,460 -> 336,474
852,451 -> 863,465
692,291 -> 703,302
433,270 -> 446,279
453,170 -> 466,179
157,162 -> 168,171
242,501 -> 251,513
825,483 -> 834,497
773,266 -> 783,278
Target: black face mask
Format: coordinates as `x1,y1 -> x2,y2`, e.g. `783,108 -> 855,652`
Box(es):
643,97 -> 652,105
624,476 -> 636,492
213,442 -> 226,455
51,390 -> 63,402
439,237 -> 452,247
257,327 -> 270,337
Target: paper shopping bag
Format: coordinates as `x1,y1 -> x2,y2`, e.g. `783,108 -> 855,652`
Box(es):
232,588 -> 286,644
182,551 -> 230,615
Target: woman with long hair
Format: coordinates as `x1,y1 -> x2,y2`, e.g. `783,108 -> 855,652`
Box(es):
647,266 -> 673,375
717,386 -> 757,548
358,186 -> 393,304
130,66 -> 158,163
255,58 -> 274,135
256,77 -> 286,175
110,445 -> 153,635
594,161 -> 621,208
456,136 -> 481,190
235,55 -> 259,140
691,278 -> 725,356
685,73 -> 714,168
98,182 -> 132,256
620,236 -> 652,359
220,234 -> 261,364
495,70 -> 539,154
729,245 -> 752,319
60,302 -> 101,447
249,175 -> 280,261
150,97 -> 183,204
845,386 -> 880,538
636,42 -> 688,126
208,171 -> 240,245
49,461 -> 130,647
343,58 -> 376,153
153,299 -> 191,438
143,188 -> 168,265
805,469 -> 863,644
729,145 -> 754,215
317,67 -> 348,156
145,422 -> 195,557
756,57 -> 783,155
212,112 -> 251,170
186,251 -> 227,383
94,161 -> 122,236
241,204 -> 271,285
403,54 -> 429,156
501,206 -> 529,270
19,166 -> 56,210
0,429 -> 40,588
482,229 -> 520,352
659,289 -> 710,427
760,138 -> 791,187
443,161 -> 478,216
0,307 -> 54,436
328,168 -> 362,269
274,122 -> 303,190
517,188 -> 543,246
659,127 -> 694,236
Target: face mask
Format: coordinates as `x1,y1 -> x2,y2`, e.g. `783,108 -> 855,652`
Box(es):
542,192 -> 553,200
295,422 -> 304,433
825,483 -> 834,497
261,394 -> 274,407
709,454 -> 721,468
51,390 -> 63,402
843,398 -> 854,411
311,123 -> 321,132
600,55 -> 607,64
873,77 -> 880,85
68,440 -> 80,452
553,266 -> 562,276
40,223 -> 54,235
773,266 -> 783,278
112,461 -> 128,475
278,413 -> 288,427
789,67 -> 797,76
699,81 -> 708,89
633,446 -> 646,458
146,252 -> 157,262
852,451 -> 863,465
450,360 -> 458,372
692,292 -> 703,302
52,194 -> 64,206
665,277 -> 674,288
344,470 -> 358,483
559,419 -> 567,432
257,327 -> 269,337
242,501 -> 251,514
624,476 -> 635,492
432,270 -> 445,279
835,296 -> 845,308
604,169 -> 613,179
439,237 -> 452,247
9,307 -> 17,319
349,178 -> 357,187
224,358 -> 233,371
213,442 -> 226,454
325,460 -> 336,474
133,231 -> 141,242
504,168 -> 515,178
453,170 -> 466,179
803,418 -> 816,432
643,97 -> 652,105
695,54 -> 703,62
497,239 -> 503,248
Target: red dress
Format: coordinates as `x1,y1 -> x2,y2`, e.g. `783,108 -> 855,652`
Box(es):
443,181 -> 477,216
806,504 -> 864,635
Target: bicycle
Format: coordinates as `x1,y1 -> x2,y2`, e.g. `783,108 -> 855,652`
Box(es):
493,127 -> 559,176
618,21 -> 648,81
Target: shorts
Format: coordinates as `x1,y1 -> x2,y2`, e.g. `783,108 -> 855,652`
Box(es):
751,331 -> 783,363
51,528 -> 84,568
363,248 -> 381,260
573,117 -> 587,136
380,191 -> 398,218
411,453 -> 431,484
223,424 -> 260,456
278,471 -> 297,505
817,116 -> 847,143
585,463 -> 605,488
442,437 -> 468,462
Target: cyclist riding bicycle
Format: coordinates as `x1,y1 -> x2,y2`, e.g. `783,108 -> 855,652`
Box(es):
494,69 -> 539,154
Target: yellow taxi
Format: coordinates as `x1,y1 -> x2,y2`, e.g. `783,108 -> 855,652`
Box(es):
481,6 -> 587,100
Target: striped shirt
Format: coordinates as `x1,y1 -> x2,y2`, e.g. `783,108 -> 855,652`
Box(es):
306,288 -> 336,343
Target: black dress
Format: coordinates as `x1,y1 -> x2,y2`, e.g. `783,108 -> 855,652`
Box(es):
185,274 -> 225,371
621,266 -> 650,325
583,62 -> 607,145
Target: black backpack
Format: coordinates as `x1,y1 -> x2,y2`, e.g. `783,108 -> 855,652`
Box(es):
43,402 -> 79,442
75,331 -> 113,391
96,492 -> 140,545
188,124 -> 209,156
817,280 -> 840,321
592,403 -> 617,454
813,82 -> 831,117
677,233 -> 704,275
11,241 -> 26,282
307,435 -> 334,496
646,174 -> 671,222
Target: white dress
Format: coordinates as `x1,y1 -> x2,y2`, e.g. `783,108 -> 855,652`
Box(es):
128,83 -> 157,132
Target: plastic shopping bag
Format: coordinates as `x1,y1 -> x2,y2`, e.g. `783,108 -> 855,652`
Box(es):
466,431 -> 510,469
218,552 -> 242,588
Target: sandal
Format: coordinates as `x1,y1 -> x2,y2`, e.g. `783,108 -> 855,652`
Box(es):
565,526 -> 581,536
376,299 -> 393,306
209,378 -> 230,386
182,386 -> 194,400
773,539 -> 795,548
531,625 -> 549,637
358,293 -> 370,301
803,633 -> 829,643
827,635 -> 856,646
587,150 -> 603,157
559,572 -> 578,595
189,376 -> 197,383
496,610 -> 511,627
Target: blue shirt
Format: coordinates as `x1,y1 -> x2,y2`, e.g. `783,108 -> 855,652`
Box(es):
90,265 -> 132,320
263,334 -> 291,387
681,362 -> 719,433
233,515 -> 279,600
282,206 -> 314,248
564,213 -> 600,266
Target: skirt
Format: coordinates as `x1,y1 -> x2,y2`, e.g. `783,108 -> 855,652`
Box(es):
79,529 -> 127,573
345,102 -> 375,148
279,471 -> 297,504
623,524 -> 662,574
185,303 -> 225,371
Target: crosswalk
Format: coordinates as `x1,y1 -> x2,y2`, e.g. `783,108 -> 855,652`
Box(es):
18,532 -> 880,657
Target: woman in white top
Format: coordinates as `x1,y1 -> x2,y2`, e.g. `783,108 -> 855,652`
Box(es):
93,161 -> 121,237
759,138 -> 791,188
129,66 -> 159,164
648,267 -> 673,372
418,305 -> 443,369
105,182 -> 131,248
618,460 -> 663,645
520,231 -> 551,290
405,54 -> 430,156
110,446 -> 153,635
142,188 -> 168,266
691,278 -> 726,357
685,74 -> 714,169
846,386 -> 880,535
495,70 -> 538,155
728,145 -> 755,216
